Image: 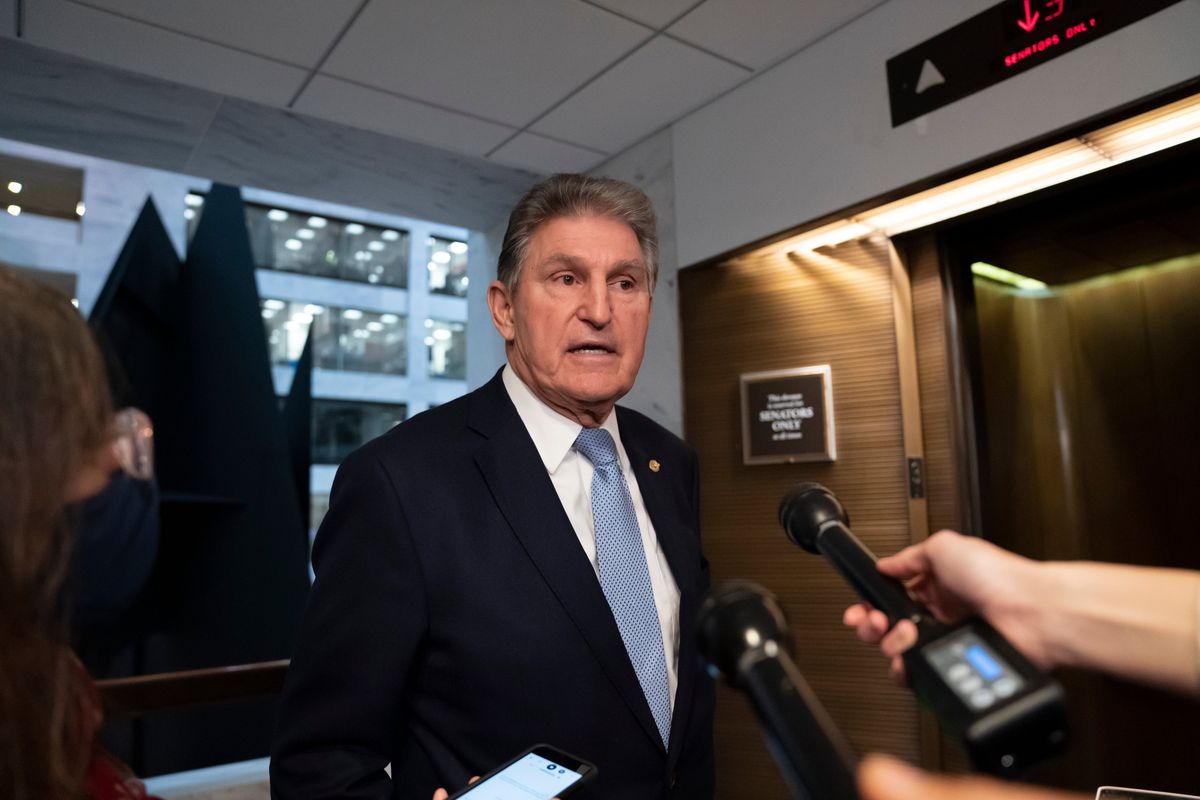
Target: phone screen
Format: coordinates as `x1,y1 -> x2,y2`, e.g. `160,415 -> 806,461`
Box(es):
456,751 -> 587,800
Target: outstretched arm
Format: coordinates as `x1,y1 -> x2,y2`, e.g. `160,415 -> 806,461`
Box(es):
844,530 -> 1200,696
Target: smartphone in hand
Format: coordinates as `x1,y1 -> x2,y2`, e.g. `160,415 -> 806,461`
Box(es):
446,744 -> 597,800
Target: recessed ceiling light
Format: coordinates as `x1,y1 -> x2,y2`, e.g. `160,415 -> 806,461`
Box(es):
368,241 -> 385,252
307,216 -> 328,229
7,181 -> 22,194
342,308 -> 363,320
366,321 -> 384,332
345,223 -> 365,235
285,239 -> 303,251
267,209 -> 289,222
432,251 -> 451,264
75,202 -> 85,217
297,228 -> 315,240
433,328 -> 452,340
382,229 -> 400,241
261,309 -> 275,319
185,193 -> 204,208
293,312 -> 313,325
304,303 -> 325,315
380,313 -> 399,324
449,241 -> 468,255
184,208 -> 195,220
424,336 -> 435,346
264,299 -> 286,310
367,274 -> 380,283
6,204 -> 20,216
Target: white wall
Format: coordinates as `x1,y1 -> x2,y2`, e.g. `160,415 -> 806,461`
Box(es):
670,0 -> 1200,265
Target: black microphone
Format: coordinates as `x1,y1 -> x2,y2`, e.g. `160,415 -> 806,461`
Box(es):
778,482 -> 1067,775
698,580 -> 858,800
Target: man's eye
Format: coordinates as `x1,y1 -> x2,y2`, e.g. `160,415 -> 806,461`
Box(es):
615,279 -> 634,291
558,274 -> 576,286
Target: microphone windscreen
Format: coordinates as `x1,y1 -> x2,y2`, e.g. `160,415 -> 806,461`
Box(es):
778,482 -> 849,553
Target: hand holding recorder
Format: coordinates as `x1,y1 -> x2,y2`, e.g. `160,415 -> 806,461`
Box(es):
843,530 -> 1200,697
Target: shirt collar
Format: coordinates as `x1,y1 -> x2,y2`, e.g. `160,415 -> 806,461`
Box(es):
502,364 -> 621,474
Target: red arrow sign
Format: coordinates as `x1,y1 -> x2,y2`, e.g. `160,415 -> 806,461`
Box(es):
1017,0 -> 1040,31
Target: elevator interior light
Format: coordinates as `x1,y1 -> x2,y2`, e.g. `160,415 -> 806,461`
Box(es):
970,262 -> 1047,291
785,92 -> 1200,253
7,181 -> 22,193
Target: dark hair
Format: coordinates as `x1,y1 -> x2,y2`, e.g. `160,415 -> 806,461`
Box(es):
0,267 -> 113,799
497,173 -> 659,294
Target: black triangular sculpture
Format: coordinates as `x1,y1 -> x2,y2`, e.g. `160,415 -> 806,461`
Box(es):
90,186 -> 310,775
283,333 -> 313,541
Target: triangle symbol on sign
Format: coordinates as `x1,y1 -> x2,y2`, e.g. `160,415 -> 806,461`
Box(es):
915,59 -> 946,94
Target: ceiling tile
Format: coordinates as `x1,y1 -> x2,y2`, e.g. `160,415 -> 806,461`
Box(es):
584,0 -> 700,30
293,76 -> 516,158
488,133 -> 605,175
322,0 -> 650,127
532,37 -> 746,153
61,0 -> 363,67
0,0 -> 14,37
668,0 -> 884,70
24,0 -> 308,106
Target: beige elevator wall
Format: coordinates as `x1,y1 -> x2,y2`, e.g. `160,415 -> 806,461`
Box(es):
971,253 -> 1200,792
679,240 -> 925,798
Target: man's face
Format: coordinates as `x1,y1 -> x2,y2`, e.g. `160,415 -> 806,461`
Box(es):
488,214 -> 652,425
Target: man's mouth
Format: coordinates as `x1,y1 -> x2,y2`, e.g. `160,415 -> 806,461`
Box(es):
568,342 -> 616,355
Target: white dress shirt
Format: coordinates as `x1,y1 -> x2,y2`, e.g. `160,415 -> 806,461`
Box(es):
502,365 -> 681,710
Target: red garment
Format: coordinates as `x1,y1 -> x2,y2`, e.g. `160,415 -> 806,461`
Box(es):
77,658 -> 161,800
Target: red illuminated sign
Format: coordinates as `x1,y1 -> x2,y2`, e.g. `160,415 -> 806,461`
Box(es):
886,0 -> 1187,127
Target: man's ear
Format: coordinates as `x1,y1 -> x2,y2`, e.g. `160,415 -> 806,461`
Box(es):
487,280 -> 516,342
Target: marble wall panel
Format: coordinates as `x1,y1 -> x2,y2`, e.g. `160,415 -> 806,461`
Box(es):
187,99 -> 537,233
0,40 -> 220,172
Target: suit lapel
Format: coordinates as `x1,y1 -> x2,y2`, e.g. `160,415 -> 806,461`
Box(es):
619,409 -> 703,769
469,376 -> 665,752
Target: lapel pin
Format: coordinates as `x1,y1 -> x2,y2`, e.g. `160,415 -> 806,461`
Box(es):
648,459 -> 661,473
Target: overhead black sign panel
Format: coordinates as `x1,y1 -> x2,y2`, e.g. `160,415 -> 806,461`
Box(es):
887,0 -> 1189,127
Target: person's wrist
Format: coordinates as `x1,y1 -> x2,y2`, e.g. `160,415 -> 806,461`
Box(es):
980,549 -> 1059,669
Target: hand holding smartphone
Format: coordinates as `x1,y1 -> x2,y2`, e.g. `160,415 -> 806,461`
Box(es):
444,744 -> 596,800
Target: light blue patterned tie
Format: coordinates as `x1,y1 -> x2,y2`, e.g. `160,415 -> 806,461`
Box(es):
574,427 -> 672,748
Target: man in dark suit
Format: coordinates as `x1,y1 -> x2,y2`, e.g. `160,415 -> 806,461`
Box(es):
271,174 -> 714,799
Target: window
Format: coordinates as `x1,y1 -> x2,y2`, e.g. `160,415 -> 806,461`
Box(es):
315,307 -> 407,375
0,154 -> 84,221
261,299 -> 406,376
187,196 -> 409,288
426,236 -> 469,297
312,399 -> 407,464
262,299 -> 323,365
424,318 -> 466,380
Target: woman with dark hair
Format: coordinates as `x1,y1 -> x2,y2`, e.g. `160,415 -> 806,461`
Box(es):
0,266 -> 156,800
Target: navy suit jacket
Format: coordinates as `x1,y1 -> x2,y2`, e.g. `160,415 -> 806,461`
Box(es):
271,371 -> 715,799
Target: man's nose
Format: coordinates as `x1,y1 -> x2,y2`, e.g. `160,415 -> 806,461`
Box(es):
577,281 -> 612,326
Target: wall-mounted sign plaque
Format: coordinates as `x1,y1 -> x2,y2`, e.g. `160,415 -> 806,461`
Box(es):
740,365 -> 836,465
886,0 -> 1188,127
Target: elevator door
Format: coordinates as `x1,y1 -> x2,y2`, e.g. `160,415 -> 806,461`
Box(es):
943,140 -> 1200,794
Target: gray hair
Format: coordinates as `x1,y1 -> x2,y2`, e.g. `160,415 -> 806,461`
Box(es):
497,173 -> 658,295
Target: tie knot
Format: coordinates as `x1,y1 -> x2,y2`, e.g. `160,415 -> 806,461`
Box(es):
573,427 -> 618,467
